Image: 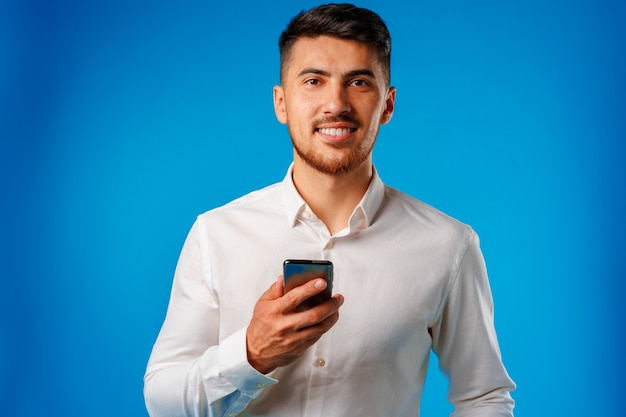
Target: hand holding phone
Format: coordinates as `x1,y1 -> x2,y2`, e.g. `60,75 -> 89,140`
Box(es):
246,262 -> 341,373
283,259 -> 333,310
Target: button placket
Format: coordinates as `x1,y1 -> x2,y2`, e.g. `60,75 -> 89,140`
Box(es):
304,331 -> 333,417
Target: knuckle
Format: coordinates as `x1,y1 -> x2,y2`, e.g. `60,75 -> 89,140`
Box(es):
282,290 -> 301,306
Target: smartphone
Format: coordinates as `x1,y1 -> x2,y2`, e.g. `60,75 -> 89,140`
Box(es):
283,259 -> 333,310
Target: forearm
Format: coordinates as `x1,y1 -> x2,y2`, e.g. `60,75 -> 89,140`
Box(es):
144,328 -> 277,417
450,387 -> 515,417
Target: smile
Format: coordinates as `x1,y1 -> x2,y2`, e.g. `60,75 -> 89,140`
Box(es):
317,127 -> 356,136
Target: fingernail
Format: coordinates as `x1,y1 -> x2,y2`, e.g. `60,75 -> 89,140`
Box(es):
314,279 -> 326,289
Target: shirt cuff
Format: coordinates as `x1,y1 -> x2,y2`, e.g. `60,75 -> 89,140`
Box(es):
218,326 -> 278,393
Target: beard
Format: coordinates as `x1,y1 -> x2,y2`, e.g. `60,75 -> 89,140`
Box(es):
289,116 -> 377,176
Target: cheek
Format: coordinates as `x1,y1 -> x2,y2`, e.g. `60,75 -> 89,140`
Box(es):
285,100 -> 314,125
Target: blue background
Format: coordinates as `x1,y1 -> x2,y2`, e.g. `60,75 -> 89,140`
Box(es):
1,0 -> 624,415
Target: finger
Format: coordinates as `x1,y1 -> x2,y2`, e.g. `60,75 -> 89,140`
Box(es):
294,294 -> 344,330
275,274 -> 284,297
280,278 -> 329,309
296,309 -> 341,338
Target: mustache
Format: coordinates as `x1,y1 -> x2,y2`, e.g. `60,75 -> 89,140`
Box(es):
313,114 -> 360,128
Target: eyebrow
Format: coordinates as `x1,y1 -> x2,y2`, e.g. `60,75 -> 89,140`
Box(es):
346,69 -> 377,79
297,67 -> 377,80
297,67 -> 328,77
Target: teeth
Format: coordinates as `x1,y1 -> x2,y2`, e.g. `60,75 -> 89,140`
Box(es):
319,128 -> 352,136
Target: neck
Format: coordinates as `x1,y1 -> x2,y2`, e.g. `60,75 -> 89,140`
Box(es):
292,158 -> 373,235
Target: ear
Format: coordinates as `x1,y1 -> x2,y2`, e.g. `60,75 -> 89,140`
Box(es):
379,86 -> 396,125
273,85 -> 288,124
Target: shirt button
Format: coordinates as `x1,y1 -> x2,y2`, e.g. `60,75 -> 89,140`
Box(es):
227,413 -> 236,417
256,381 -> 267,388
326,240 -> 334,249
315,358 -> 326,367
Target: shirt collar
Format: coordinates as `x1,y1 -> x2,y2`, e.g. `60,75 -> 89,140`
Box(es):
281,163 -> 386,231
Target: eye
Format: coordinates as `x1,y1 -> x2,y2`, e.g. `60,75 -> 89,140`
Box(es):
304,78 -> 321,86
349,79 -> 369,87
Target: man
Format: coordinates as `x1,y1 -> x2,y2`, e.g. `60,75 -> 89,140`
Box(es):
144,3 -> 515,416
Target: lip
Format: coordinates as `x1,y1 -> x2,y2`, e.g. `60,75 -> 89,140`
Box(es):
315,123 -> 357,143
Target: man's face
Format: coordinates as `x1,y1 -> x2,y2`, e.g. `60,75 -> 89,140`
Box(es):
274,36 -> 395,176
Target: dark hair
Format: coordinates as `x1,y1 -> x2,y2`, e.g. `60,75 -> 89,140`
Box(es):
278,3 -> 391,84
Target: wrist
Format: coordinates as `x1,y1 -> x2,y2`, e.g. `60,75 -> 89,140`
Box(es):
246,330 -> 277,374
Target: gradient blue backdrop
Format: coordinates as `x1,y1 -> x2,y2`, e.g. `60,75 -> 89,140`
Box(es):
1,0 -> 624,416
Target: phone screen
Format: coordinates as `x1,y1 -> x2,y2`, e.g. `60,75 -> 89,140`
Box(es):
283,259 -> 333,310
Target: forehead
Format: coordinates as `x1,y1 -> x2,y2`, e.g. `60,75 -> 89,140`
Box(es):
284,35 -> 382,78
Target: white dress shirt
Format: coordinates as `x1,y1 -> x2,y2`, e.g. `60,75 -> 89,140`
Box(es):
144,165 -> 515,417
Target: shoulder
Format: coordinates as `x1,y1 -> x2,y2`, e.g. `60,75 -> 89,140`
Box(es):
383,186 -> 472,235
199,182 -> 282,218
377,185 -> 478,260
184,182 -> 287,240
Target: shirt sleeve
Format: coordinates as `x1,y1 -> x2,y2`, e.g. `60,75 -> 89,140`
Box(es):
430,228 -> 516,417
143,217 -> 277,417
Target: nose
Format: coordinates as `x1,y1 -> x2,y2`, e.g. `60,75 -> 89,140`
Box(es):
322,82 -> 351,115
